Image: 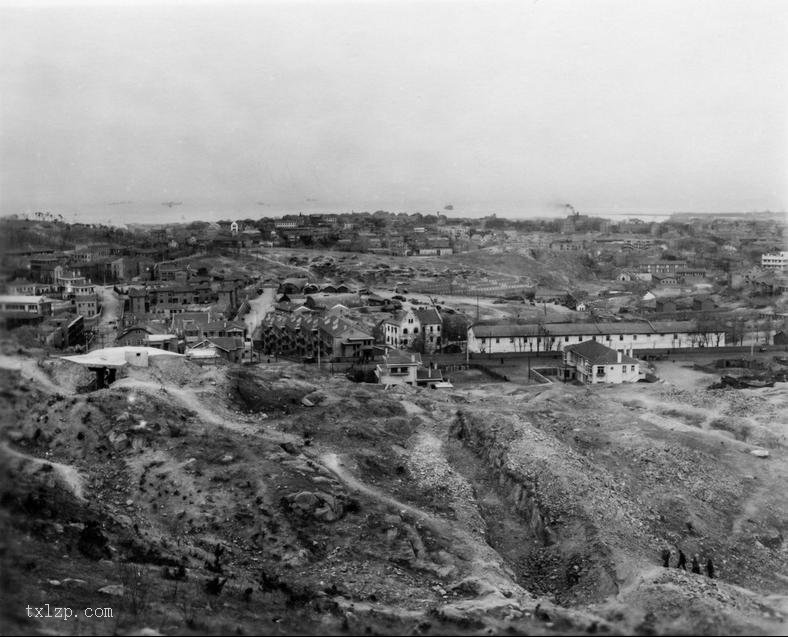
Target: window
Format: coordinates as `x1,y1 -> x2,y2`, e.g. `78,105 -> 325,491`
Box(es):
606,336 -> 611,340
414,328 -> 419,334
619,335 -> 624,340
403,328 -> 408,334
510,338 -> 515,343
631,365 -> 635,371
564,336 -> 569,342
495,338 -> 500,343
633,335 -> 638,340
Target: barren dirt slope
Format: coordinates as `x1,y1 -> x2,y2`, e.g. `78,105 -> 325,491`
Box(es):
0,355 -> 786,635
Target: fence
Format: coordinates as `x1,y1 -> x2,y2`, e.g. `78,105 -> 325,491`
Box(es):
437,361 -> 513,382
406,283 -> 530,298
528,368 -> 553,384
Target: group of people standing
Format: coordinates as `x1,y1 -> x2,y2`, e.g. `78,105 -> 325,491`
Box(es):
661,548 -> 715,578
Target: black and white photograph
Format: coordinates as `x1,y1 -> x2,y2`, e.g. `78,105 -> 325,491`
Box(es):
1,0 -> 786,634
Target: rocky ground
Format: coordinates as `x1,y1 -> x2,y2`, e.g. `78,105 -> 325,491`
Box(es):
0,346 -> 786,635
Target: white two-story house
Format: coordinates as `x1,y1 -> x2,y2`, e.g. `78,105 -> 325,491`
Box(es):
382,309 -> 419,349
563,340 -> 640,384
375,350 -> 422,386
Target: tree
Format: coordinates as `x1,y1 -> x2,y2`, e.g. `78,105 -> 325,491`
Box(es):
442,314 -> 472,342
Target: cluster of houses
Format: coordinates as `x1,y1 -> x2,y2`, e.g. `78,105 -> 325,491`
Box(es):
0,266 -> 104,348
615,261 -> 708,286
116,311 -> 248,364
0,235 -> 261,361
254,277 -> 446,363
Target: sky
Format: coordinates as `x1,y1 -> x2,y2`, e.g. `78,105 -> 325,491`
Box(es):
1,0 -> 787,223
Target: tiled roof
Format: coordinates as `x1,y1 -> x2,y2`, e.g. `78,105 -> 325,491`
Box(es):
566,340 -> 639,365
385,350 -> 421,365
470,323 -> 541,338
413,308 -> 441,325
209,336 -> 244,351
471,320 -> 710,339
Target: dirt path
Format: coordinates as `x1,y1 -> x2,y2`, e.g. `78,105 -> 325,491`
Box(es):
0,355 -> 71,395
251,252 -> 312,277
111,377 -> 297,444
320,450 -> 531,600
321,451 -> 451,536
1,442 -> 86,500
113,377 -> 252,431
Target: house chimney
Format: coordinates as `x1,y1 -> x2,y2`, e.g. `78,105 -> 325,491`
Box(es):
617,350 -> 622,363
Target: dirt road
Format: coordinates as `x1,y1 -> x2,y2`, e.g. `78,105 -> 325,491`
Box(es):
1,442 -> 85,500
243,286 -> 276,335
0,355 -> 70,395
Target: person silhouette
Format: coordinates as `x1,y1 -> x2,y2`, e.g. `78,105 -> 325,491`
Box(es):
705,557 -> 715,579
691,555 -> 701,574
676,550 -> 687,570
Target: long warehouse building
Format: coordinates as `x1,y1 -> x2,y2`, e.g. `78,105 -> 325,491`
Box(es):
467,320 -> 726,354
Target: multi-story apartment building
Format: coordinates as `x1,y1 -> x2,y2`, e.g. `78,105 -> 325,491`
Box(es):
761,251 -> 787,271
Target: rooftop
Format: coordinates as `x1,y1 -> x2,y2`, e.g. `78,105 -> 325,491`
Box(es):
384,350 -> 422,365
61,346 -> 183,368
566,340 -> 639,365
0,295 -> 48,304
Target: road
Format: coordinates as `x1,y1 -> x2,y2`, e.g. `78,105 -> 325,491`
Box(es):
1,442 -> 86,501
242,286 -> 276,336
92,286 -> 123,350
95,286 -> 121,327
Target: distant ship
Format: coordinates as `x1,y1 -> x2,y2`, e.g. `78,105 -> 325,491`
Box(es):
162,201 -> 183,208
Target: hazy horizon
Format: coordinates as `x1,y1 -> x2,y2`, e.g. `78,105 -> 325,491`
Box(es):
2,1 -> 787,224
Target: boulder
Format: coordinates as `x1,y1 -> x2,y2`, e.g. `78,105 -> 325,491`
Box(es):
98,584 -> 125,597
107,431 -> 129,450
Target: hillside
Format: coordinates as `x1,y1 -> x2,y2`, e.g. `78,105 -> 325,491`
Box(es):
0,351 -> 786,635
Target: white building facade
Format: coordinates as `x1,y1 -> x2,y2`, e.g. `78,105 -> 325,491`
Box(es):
761,251 -> 788,271
467,320 -> 726,354
564,340 -> 640,384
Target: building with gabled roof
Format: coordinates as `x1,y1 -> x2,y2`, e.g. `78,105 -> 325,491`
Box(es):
468,319 -> 725,354
255,311 -> 373,361
563,340 -> 640,384
375,349 -> 422,386
413,307 -> 442,352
